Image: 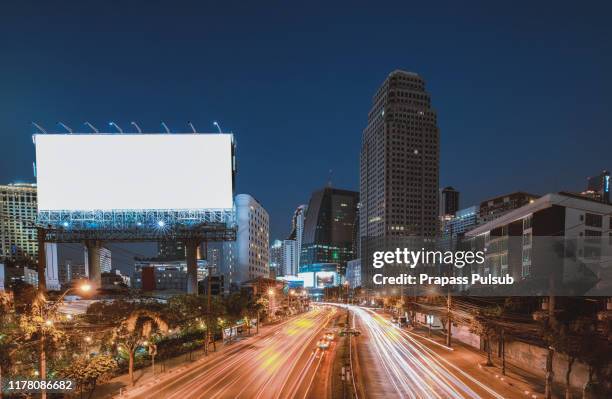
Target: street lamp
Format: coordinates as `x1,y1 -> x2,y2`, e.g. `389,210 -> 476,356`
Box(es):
39,280 -> 93,399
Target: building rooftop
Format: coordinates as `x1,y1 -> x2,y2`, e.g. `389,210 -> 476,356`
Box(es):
467,192 -> 612,237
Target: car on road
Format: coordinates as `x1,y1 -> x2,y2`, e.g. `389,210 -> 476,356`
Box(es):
324,332 -> 335,341
317,339 -> 330,349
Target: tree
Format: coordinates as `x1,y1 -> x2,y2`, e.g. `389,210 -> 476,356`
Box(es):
112,310 -> 168,386
469,306 -> 502,367
243,297 -> 266,335
59,354 -> 117,399
0,292 -> 24,399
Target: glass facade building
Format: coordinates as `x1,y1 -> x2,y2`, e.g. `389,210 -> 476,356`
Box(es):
300,187 -> 358,275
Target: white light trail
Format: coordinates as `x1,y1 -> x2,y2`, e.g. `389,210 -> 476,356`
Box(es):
352,306 -> 505,399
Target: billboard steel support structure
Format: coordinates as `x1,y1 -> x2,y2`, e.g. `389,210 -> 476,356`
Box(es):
36,222 -> 236,294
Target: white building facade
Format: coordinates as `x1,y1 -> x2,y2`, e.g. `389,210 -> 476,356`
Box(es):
222,194 -> 270,291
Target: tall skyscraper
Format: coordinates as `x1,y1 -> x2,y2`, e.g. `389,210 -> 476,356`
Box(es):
360,70 -> 440,240
300,186 -> 359,275
221,194 -> 270,291
287,204 -> 307,267
269,239 -> 283,276
282,239 -> 298,276
359,70 -> 440,288
0,183 -> 38,263
440,186 -> 460,216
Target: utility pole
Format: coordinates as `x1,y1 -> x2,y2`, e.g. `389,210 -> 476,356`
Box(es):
205,242 -> 213,355
446,288 -> 452,347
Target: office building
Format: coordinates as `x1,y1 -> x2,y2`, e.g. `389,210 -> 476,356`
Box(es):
100,246 -> 112,273
360,70 -> 440,241
207,246 -> 221,268
346,259 -> 361,289
222,194 -> 270,291
0,183 -> 38,263
478,192 -> 539,224
133,259 -> 206,292
441,205 -> 479,241
359,70 -> 440,288
301,187 -> 359,275
270,239 -> 283,276
157,240 -> 186,260
584,170 -> 610,204
44,243 -> 60,290
282,239 -> 298,276
466,192 -> 612,294
440,186 -> 460,216
288,205 -> 307,267
84,245 -> 113,275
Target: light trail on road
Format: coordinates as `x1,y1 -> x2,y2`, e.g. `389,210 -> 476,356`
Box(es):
125,307 -> 335,399
351,306 -> 506,399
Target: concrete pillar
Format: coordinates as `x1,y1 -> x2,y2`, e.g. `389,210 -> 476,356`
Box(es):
186,239 -> 200,294
85,240 -> 102,288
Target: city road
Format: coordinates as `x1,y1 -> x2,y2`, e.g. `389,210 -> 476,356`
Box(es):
123,306 -> 336,399
350,306 -> 528,399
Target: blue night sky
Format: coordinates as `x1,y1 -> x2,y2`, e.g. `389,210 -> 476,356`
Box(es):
1,1 -> 611,263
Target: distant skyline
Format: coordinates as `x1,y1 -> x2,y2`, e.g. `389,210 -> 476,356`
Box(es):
2,1 -> 611,246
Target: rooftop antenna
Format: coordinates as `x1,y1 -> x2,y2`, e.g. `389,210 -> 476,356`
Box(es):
327,169 -> 333,187
58,122 -> 73,134
131,121 -> 143,133
32,122 -> 47,134
187,121 -> 197,133
84,122 -> 99,133
109,121 -> 123,134
161,121 -> 171,134
213,121 -> 223,134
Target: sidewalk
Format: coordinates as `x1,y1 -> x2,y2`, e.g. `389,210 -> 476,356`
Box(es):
92,321 -> 285,399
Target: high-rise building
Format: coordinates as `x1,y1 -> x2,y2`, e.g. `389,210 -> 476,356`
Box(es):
441,205 -> 479,240
44,243 -> 60,290
359,70 -> 440,288
282,239 -> 298,276
300,187 -> 359,275
270,239 -> 283,276
100,246 -> 112,273
206,246 -> 222,270
84,245 -> 113,275
346,258 -> 362,289
0,183 -> 38,263
221,194 -> 270,291
584,170 -> 610,204
288,205 -> 307,267
360,71 -> 440,239
440,186 -> 460,216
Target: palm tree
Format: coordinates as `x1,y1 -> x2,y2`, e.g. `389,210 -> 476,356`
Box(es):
112,310 -> 168,386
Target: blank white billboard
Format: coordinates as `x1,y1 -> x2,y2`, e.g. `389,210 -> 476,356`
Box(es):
35,134 -> 233,211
